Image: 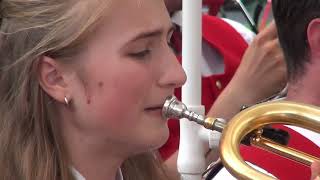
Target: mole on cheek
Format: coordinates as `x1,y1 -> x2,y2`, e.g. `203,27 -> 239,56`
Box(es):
87,98 -> 91,104
98,81 -> 104,88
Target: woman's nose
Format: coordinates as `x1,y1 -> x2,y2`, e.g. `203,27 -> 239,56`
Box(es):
158,48 -> 187,89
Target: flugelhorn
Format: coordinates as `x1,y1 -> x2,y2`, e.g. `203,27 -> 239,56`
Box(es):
162,96 -> 320,180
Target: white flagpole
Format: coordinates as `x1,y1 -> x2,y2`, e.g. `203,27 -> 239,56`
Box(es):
178,0 -> 206,179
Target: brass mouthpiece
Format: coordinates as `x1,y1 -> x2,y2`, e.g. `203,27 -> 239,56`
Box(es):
162,96 -> 226,132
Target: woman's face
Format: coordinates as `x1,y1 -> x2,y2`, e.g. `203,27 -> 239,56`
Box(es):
66,0 -> 186,153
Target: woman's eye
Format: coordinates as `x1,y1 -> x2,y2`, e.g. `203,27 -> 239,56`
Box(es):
128,49 -> 151,59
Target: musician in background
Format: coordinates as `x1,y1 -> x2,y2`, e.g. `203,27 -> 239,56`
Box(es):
212,1 -> 320,178
201,1 -> 320,179
271,0 -> 320,178
160,0 -> 287,179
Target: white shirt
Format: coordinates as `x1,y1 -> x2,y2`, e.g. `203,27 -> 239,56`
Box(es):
72,168 -> 124,180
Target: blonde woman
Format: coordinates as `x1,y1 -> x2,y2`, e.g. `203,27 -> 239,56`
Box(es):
1,0 -> 319,179
0,0 -> 186,179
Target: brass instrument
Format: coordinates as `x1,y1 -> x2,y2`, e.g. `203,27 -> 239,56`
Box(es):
162,96 -> 320,180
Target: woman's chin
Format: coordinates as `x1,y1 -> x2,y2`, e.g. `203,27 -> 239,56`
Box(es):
139,126 -> 170,151
154,127 -> 170,149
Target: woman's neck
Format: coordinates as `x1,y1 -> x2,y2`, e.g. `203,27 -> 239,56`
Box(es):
59,115 -> 126,180
69,146 -> 122,180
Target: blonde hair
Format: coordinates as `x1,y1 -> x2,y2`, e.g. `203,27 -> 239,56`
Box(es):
0,0 -> 169,179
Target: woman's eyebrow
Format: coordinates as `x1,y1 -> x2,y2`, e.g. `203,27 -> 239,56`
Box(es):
127,24 -> 175,43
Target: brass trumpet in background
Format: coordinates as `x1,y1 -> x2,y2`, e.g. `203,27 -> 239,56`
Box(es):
162,96 -> 320,180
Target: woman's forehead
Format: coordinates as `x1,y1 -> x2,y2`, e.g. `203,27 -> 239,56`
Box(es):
109,0 -> 169,19
88,0 -> 172,43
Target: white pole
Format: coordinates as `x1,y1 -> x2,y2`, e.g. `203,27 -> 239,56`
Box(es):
178,0 -> 206,180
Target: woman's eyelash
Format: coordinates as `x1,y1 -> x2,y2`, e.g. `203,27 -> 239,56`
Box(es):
128,40 -> 175,59
128,49 -> 151,59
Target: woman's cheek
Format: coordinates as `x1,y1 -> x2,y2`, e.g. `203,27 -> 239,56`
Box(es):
88,85 -> 144,126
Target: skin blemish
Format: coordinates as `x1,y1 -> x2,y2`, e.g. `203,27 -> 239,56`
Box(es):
79,77 -> 91,105
98,81 -> 104,88
86,85 -> 91,104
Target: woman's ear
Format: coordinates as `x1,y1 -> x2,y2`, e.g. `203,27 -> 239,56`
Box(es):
38,56 -> 71,104
307,18 -> 320,59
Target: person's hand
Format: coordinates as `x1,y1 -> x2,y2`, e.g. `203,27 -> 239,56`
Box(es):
311,161 -> 320,180
207,21 -> 287,120
231,20 -> 287,103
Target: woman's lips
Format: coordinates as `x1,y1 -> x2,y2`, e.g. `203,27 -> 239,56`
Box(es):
144,106 -> 163,116
145,106 -> 162,111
